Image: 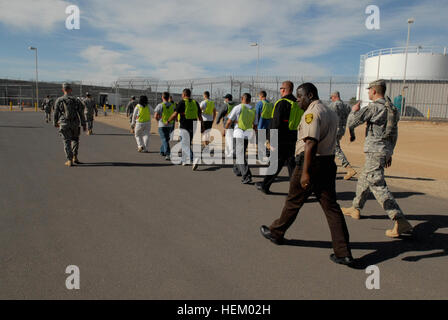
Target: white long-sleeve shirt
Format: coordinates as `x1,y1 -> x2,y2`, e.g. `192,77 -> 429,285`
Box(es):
131,104 -> 153,126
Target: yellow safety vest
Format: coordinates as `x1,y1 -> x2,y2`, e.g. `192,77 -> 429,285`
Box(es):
204,100 -> 215,115
162,102 -> 175,124
260,100 -> 274,119
272,98 -> 303,130
184,99 -> 198,119
137,104 -> 150,123
238,104 -> 256,131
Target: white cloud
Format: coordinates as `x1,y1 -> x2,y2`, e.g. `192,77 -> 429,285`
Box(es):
78,0 -> 372,80
0,0 -> 71,32
77,45 -> 141,83
3,0 -> 448,83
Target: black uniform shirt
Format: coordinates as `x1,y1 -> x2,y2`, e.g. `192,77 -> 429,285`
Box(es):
270,93 -> 298,149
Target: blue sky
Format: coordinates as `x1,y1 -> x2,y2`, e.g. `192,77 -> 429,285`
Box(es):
0,0 -> 447,85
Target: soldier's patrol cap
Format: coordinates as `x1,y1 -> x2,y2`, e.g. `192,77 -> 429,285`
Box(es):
331,91 -> 340,97
62,82 -> 72,90
131,96 -> 136,99
223,94 -> 233,100
367,79 -> 386,90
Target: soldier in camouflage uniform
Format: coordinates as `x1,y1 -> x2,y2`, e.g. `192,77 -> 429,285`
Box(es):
328,91 -> 356,180
42,95 -> 54,123
126,96 -> 138,133
82,92 -> 97,135
341,80 -> 413,238
53,83 -> 87,167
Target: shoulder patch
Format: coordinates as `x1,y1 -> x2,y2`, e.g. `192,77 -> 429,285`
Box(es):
305,113 -> 314,124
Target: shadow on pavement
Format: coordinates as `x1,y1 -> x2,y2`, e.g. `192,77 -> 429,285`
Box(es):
93,133 -> 133,136
77,162 -> 174,167
336,191 -> 424,201
385,175 -> 435,181
0,125 -> 44,128
284,214 -> 448,269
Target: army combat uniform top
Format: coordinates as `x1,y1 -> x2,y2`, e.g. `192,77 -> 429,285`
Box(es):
53,95 -> 86,161
328,99 -> 352,168
82,97 -> 97,131
347,97 -> 404,220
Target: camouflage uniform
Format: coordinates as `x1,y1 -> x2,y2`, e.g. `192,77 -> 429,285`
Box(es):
82,97 -> 97,131
328,99 -> 351,167
42,97 -> 54,122
126,100 -> 138,123
54,94 -> 86,161
347,97 -> 403,220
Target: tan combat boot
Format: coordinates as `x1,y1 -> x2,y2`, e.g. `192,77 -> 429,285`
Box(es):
73,156 -> 81,164
344,165 -> 357,180
89,129 -> 93,135
341,207 -> 361,220
65,160 -> 73,167
385,218 -> 413,238
138,146 -> 144,152
86,130 -> 91,135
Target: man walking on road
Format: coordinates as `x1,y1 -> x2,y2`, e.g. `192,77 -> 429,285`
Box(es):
200,91 -> 217,148
167,88 -> 203,168
42,95 -> 54,123
341,80 -> 413,238
126,96 -> 138,133
82,92 -> 97,135
260,83 -> 353,266
131,95 -> 152,153
217,94 -> 237,158
224,93 -> 257,184
255,81 -> 303,194
53,83 -> 86,167
328,91 -> 356,180
155,92 -> 175,160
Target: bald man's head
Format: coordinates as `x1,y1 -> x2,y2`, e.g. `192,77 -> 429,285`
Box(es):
281,81 -> 294,97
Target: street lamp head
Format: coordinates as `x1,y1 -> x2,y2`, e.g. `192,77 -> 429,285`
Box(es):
407,18 -> 414,24
250,42 -> 258,47
29,46 -> 36,50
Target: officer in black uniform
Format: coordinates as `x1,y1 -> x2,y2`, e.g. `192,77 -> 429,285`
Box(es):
255,81 -> 298,194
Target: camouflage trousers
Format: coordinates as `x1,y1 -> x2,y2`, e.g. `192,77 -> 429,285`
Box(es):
335,136 -> 350,168
59,125 -> 80,160
352,152 -> 404,220
86,115 -> 94,131
44,112 -> 51,122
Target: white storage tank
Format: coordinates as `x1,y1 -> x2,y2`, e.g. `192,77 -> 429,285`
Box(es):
357,46 -> 448,112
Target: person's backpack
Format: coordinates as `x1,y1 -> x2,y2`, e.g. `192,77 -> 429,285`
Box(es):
62,97 -> 80,121
382,96 -> 399,140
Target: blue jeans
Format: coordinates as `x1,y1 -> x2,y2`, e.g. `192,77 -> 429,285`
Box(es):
258,118 -> 271,130
158,126 -> 174,156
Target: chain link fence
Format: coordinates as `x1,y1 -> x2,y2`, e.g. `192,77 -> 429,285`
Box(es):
2,76 -> 447,119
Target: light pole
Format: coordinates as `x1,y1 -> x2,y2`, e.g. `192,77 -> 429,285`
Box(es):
29,46 -> 39,109
250,42 -> 260,82
402,18 -> 414,116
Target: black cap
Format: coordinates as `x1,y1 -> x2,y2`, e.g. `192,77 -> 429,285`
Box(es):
223,94 -> 232,100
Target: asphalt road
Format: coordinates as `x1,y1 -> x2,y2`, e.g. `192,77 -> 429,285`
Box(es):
1,112 -> 447,299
